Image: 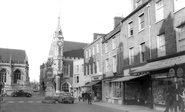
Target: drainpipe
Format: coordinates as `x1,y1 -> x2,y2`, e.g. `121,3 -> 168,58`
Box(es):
147,4 -> 151,59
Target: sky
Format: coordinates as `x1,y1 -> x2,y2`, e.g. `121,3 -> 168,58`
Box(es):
0,0 -> 131,82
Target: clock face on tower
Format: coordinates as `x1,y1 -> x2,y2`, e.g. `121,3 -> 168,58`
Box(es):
57,41 -> 63,47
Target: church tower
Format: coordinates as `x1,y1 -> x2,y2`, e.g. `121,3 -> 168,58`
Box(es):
48,16 -> 64,93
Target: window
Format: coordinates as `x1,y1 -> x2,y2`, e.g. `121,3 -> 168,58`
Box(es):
77,76 -> 79,83
92,63 -> 95,74
96,44 -> 99,53
14,69 -> 21,83
174,0 -> 185,12
97,60 -> 100,73
135,0 -> 142,9
105,59 -> 109,72
0,69 -> 6,83
139,13 -> 145,30
76,65 -> 79,73
129,47 -> 134,65
105,43 -> 108,53
89,49 -> 91,57
86,66 -> 88,75
177,25 -> 185,52
157,34 -> 166,57
62,83 -> 69,92
140,42 -> 146,62
112,38 -> 116,50
113,55 -> 117,73
82,64 -> 84,72
92,46 -> 95,55
86,51 -> 88,58
89,65 -> 91,75
128,21 -> 133,37
155,0 -> 164,22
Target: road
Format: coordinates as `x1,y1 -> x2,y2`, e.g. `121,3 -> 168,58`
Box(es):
0,94 -> 125,112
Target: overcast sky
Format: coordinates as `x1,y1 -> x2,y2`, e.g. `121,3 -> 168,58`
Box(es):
0,0 -> 131,82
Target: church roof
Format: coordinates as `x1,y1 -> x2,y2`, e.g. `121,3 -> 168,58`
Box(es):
63,41 -> 89,58
0,48 -> 28,63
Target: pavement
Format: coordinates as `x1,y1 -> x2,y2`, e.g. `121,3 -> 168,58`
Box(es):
92,101 -> 163,112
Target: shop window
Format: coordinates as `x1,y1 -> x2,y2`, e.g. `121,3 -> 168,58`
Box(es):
125,82 -> 141,100
152,75 -> 175,105
113,82 -> 121,98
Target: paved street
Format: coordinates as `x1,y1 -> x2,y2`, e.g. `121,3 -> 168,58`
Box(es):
0,95 -> 127,112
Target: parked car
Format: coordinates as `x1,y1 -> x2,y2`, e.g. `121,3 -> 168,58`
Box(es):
53,92 -> 75,103
11,90 -> 32,97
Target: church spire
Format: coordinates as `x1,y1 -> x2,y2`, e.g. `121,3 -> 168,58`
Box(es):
55,15 -> 63,38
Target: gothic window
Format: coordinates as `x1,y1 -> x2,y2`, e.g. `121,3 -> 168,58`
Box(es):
14,69 -> 21,84
0,69 -> 6,82
62,82 -> 69,92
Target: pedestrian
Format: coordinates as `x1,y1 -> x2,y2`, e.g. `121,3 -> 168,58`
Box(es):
164,81 -> 175,112
87,91 -> 92,104
82,92 -> 85,102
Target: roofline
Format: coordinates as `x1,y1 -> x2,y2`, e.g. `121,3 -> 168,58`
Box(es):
83,36 -> 103,50
121,0 -> 151,23
102,23 -> 121,43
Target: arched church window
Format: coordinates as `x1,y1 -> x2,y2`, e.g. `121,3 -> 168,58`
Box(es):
0,69 -> 6,82
14,69 -> 21,84
62,82 -> 69,92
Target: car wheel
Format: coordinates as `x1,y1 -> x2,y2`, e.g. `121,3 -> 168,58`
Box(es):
71,101 -> 74,103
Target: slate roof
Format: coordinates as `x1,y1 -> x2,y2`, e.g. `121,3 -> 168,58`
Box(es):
0,48 -> 28,62
63,41 -> 89,58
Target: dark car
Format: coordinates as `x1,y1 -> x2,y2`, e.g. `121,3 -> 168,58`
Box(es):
53,92 -> 75,103
11,90 -> 32,97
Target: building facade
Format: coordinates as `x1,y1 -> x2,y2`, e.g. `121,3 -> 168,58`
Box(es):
111,0 -> 185,111
73,59 -> 85,99
0,48 -> 30,95
101,17 -> 124,104
83,33 -> 105,101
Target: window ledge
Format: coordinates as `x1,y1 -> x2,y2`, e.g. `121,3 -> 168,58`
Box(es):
155,19 -> 164,24
138,28 -> 145,33
173,7 -> 185,14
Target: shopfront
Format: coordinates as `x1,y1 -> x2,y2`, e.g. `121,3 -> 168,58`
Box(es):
130,55 -> 185,111
103,79 -> 122,104
91,75 -> 102,101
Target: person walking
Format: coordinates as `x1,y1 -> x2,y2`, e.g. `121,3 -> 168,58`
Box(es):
164,81 -> 175,112
87,91 -> 92,104
82,92 -> 85,102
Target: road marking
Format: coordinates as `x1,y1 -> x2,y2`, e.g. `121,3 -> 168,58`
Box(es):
8,101 -> 14,103
37,101 -> 41,103
18,101 -> 24,103
28,101 -> 33,103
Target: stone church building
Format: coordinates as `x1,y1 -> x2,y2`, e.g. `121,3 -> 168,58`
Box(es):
0,48 -> 30,95
40,17 -> 88,95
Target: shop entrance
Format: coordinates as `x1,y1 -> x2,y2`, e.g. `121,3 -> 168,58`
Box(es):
92,81 -> 102,101
124,75 -> 151,107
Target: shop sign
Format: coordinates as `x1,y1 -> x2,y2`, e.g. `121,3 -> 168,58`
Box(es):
91,75 -> 102,81
131,72 -> 149,76
169,68 -> 175,77
177,67 -> 183,78
152,73 -> 168,78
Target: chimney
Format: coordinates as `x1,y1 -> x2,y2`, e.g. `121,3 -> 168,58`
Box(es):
93,33 -> 105,41
114,17 -> 124,29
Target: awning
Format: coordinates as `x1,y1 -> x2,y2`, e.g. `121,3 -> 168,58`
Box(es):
111,75 -> 147,82
131,55 -> 185,74
83,81 -> 100,87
